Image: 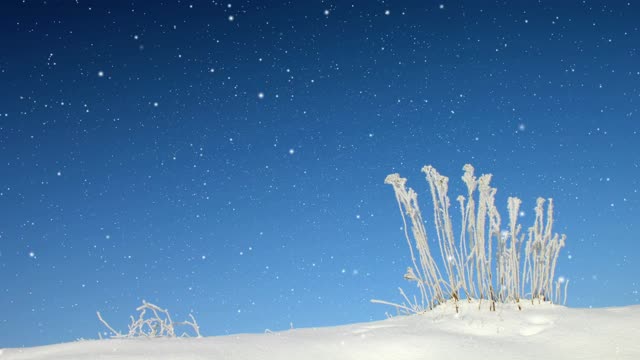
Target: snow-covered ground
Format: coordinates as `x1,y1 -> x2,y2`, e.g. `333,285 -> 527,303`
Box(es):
2,301 -> 639,360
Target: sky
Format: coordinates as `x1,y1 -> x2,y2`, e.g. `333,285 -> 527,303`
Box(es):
0,0 -> 639,348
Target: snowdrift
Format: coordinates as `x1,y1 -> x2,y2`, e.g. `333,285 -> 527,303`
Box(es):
2,301 -> 639,360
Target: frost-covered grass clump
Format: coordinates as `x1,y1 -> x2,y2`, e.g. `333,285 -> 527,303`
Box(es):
97,300 -> 201,339
373,164 -> 567,313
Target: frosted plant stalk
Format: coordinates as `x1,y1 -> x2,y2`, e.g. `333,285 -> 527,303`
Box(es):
384,173 -> 445,309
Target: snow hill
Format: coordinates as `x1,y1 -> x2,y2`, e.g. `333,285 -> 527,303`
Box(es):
2,301 -> 639,360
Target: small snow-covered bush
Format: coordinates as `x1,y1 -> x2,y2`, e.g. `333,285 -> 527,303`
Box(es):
372,164 -> 567,313
97,300 -> 201,338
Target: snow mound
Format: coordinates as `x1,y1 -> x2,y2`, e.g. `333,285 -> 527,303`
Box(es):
2,302 -> 640,360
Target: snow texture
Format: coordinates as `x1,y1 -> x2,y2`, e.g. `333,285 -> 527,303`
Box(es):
3,301 -> 639,359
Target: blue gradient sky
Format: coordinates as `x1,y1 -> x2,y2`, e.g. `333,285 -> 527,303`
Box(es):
1,0 -> 639,348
